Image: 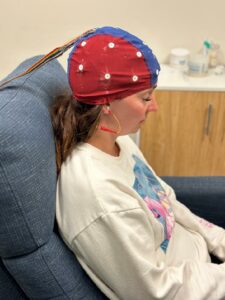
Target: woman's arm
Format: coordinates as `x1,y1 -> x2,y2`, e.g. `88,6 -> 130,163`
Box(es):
133,138 -> 225,262
69,207 -> 225,300
158,176 -> 225,262
161,176 -> 225,229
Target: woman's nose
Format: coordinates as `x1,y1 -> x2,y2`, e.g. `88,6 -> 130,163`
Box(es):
148,94 -> 158,112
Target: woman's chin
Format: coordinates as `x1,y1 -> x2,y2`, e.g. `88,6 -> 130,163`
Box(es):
130,127 -> 140,134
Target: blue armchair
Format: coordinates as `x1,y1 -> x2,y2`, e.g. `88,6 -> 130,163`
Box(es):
0,56 -> 224,299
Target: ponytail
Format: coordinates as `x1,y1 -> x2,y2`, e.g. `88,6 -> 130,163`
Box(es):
50,94 -> 101,174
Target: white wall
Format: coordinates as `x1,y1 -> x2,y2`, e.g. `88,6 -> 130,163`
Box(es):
1,0 -> 225,78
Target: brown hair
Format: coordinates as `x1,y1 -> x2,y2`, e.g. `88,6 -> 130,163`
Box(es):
50,94 -> 102,174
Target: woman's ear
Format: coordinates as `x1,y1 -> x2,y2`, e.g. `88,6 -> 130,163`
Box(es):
102,105 -> 111,114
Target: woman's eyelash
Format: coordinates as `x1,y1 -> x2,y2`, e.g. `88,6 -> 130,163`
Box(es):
143,97 -> 152,101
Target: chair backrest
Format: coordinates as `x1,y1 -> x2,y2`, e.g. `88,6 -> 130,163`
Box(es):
0,56 -> 107,299
0,56 -> 66,258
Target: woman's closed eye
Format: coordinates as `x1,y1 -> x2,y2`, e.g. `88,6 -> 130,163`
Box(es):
138,88 -> 155,102
142,96 -> 152,102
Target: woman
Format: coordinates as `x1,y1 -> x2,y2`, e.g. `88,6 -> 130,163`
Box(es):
52,26 -> 225,300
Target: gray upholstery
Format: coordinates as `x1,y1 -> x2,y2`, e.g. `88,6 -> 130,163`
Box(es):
0,56 -> 107,299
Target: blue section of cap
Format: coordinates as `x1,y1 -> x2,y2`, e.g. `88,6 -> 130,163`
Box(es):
68,26 -> 160,86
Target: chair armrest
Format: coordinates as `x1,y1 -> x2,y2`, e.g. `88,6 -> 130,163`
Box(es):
161,176 -> 225,228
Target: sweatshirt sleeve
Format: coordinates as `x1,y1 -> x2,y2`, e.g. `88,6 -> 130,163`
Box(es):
71,208 -> 225,300
133,141 -> 225,263
158,176 -> 225,262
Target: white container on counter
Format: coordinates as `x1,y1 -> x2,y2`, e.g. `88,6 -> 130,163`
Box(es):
170,48 -> 190,71
188,53 -> 209,77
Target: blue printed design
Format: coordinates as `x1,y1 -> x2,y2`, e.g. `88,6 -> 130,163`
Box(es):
132,155 -> 174,252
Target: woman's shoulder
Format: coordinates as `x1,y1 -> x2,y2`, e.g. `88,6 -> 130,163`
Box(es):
59,144 -> 91,182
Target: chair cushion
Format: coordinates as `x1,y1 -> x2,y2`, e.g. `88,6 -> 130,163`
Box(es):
3,232 -> 106,299
0,260 -> 27,299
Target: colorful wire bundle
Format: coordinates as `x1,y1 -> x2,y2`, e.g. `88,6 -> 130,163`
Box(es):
0,28 -> 96,89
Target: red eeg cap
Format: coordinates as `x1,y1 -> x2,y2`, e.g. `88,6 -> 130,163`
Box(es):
68,26 -> 160,105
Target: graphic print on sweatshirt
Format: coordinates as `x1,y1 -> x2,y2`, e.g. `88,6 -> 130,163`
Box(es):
132,155 -> 175,252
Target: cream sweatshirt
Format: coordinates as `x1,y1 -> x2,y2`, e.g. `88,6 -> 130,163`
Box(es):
56,136 -> 225,300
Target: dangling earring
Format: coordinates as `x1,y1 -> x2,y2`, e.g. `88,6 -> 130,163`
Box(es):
97,105 -> 121,134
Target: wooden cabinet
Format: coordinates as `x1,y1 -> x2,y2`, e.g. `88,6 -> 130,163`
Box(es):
140,90 -> 225,176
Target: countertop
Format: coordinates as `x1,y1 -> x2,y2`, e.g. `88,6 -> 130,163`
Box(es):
157,64 -> 225,92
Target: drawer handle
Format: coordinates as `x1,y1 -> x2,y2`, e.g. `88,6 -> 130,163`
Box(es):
205,104 -> 213,136
222,111 -> 225,142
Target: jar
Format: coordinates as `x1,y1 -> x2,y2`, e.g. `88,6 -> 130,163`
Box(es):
208,43 -> 220,68
170,48 -> 190,71
188,53 -> 209,76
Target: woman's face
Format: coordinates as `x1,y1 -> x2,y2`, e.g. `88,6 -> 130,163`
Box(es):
109,88 -> 157,135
